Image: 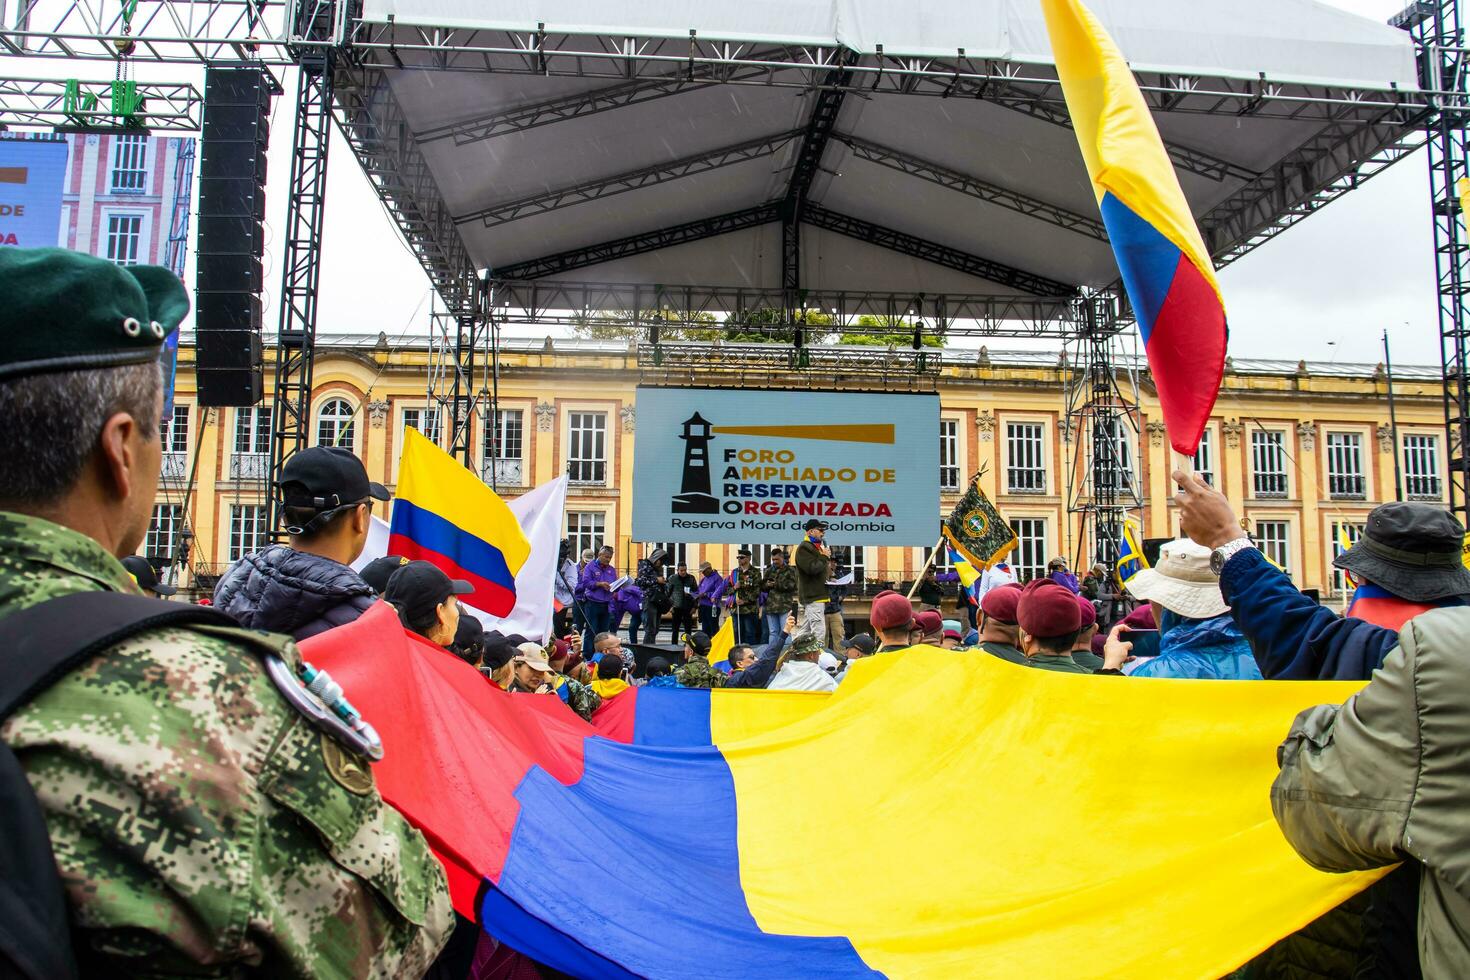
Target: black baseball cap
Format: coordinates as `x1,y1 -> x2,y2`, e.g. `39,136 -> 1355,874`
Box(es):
804,519 -> 828,531
280,446 -> 390,512
360,554 -> 409,595
842,633 -> 876,656
384,560 -> 473,622
684,630 -> 712,655
121,555 -> 176,597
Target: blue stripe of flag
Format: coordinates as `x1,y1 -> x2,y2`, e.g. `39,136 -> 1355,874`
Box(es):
389,498 -> 517,595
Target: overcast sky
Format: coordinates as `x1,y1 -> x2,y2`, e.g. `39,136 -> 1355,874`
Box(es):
209,0 -> 1443,367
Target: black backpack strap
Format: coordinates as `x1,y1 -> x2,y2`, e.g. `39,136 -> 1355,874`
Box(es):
0,591 -> 236,722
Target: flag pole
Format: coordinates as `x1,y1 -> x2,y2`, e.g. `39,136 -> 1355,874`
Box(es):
907,535 -> 946,602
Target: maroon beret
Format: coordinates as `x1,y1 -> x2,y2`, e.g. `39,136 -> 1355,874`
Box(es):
981,585 -> 1021,625
914,609 -> 943,637
1017,580 -> 1083,638
1075,595 -> 1098,630
870,592 -> 916,631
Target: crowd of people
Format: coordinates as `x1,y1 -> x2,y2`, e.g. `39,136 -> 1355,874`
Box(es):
0,243 -> 1466,977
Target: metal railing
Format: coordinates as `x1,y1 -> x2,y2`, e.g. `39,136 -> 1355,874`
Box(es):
229,454 -> 269,480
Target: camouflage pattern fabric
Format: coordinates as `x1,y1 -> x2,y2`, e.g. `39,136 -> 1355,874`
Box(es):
551,675 -> 602,721
675,654 -> 728,689
0,511 -> 454,977
761,562 -> 799,616
728,563 -> 763,615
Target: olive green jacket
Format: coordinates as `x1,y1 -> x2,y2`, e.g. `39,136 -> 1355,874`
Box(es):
1272,607 -> 1470,978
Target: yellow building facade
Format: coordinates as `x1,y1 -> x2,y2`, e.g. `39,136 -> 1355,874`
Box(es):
150,334 -> 1448,605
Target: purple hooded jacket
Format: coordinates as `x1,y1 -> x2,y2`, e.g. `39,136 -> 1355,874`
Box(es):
696,570 -> 725,608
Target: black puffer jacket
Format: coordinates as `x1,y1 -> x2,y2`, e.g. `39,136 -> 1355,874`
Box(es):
213,544 -> 376,640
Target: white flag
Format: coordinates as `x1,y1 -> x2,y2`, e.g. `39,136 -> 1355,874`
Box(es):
355,476 -> 568,641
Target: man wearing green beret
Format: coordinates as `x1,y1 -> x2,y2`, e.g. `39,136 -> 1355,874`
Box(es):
0,248 -> 452,975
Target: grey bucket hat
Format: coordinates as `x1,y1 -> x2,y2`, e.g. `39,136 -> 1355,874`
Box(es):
1334,502 -> 1470,602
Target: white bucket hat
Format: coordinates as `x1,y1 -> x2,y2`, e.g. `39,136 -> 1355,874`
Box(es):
1124,538 -> 1230,620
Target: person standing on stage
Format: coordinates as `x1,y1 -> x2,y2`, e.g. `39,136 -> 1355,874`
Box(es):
577,545 -> 617,651
794,519 -> 831,644
760,547 -> 798,645
634,549 -> 668,644
724,548 -> 763,645
666,561 -> 698,640
696,561 -> 724,636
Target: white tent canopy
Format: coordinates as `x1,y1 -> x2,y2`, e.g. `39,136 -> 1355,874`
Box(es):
346,0 -> 1421,304
361,0 -> 1418,88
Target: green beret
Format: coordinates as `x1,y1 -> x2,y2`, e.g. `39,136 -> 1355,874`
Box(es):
0,246 -> 190,382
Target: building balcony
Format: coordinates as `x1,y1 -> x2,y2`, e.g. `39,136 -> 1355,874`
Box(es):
229,454 -> 269,481
160,453 -> 188,482
482,458 -> 525,488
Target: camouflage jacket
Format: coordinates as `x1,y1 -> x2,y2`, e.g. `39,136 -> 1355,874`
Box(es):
675,655 -> 728,689
761,563 -> 799,616
551,675 -> 602,721
0,512 -> 453,978
725,563 -> 763,614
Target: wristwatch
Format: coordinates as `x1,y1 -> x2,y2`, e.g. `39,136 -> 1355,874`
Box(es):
1209,537 -> 1257,576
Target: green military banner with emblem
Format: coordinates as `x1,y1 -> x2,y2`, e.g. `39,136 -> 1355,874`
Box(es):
942,477 -> 1017,569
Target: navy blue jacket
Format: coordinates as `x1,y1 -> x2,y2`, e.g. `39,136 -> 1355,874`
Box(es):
726,633 -> 787,689
1219,547 -> 1399,681
213,544 -> 376,641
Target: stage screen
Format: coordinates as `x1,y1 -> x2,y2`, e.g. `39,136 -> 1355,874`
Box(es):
631,385 -> 940,546
0,139 -> 68,249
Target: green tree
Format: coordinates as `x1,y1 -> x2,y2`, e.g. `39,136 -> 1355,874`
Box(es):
839,314 -> 946,348
571,309 -> 722,342
722,307 -> 836,345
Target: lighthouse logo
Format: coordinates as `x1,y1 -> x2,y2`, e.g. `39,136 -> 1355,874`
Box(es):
673,412 -> 719,514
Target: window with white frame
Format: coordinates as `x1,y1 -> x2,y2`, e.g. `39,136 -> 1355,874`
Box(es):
567,411 -> 607,484
741,543 -> 774,572
1329,521 -> 1365,596
1009,518 -> 1048,582
939,419 -> 960,492
1093,417 -> 1137,496
160,404 -> 189,480
1006,422 -> 1046,493
229,504 -> 268,562
566,512 -> 606,560
1325,432 -> 1366,499
110,134 -> 149,192
402,405 -> 441,447
483,409 -> 525,486
1255,520 -> 1291,574
231,406 -> 270,480
144,504 -> 182,559
1192,427 -> 1215,486
316,398 -> 356,451
646,542 -> 688,577
1251,429 -> 1288,498
828,545 -> 866,588
1404,434 -> 1442,500
105,213 -> 144,265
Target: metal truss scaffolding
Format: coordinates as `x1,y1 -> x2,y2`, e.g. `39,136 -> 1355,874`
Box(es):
4,0 -> 1468,556
266,50 -> 333,534
0,77 -> 202,131
1063,294 -> 1143,573
1404,0 -> 1470,525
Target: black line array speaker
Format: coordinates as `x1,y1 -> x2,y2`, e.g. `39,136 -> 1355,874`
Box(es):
196,66 -> 272,407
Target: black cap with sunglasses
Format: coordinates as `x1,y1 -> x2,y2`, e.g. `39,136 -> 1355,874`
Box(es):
279,447 -> 390,535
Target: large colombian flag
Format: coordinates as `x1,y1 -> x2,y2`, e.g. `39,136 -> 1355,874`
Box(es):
389,427 -> 531,616
305,602 -> 1383,978
1042,0 -> 1226,455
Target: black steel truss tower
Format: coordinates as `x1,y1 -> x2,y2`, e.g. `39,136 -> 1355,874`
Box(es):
266,50 -> 334,534
1404,0 -> 1470,525
1064,294 -> 1142,573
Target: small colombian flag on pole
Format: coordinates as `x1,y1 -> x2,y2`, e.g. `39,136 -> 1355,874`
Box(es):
1041,0 -> 1227,457
389,427 -> 532,616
